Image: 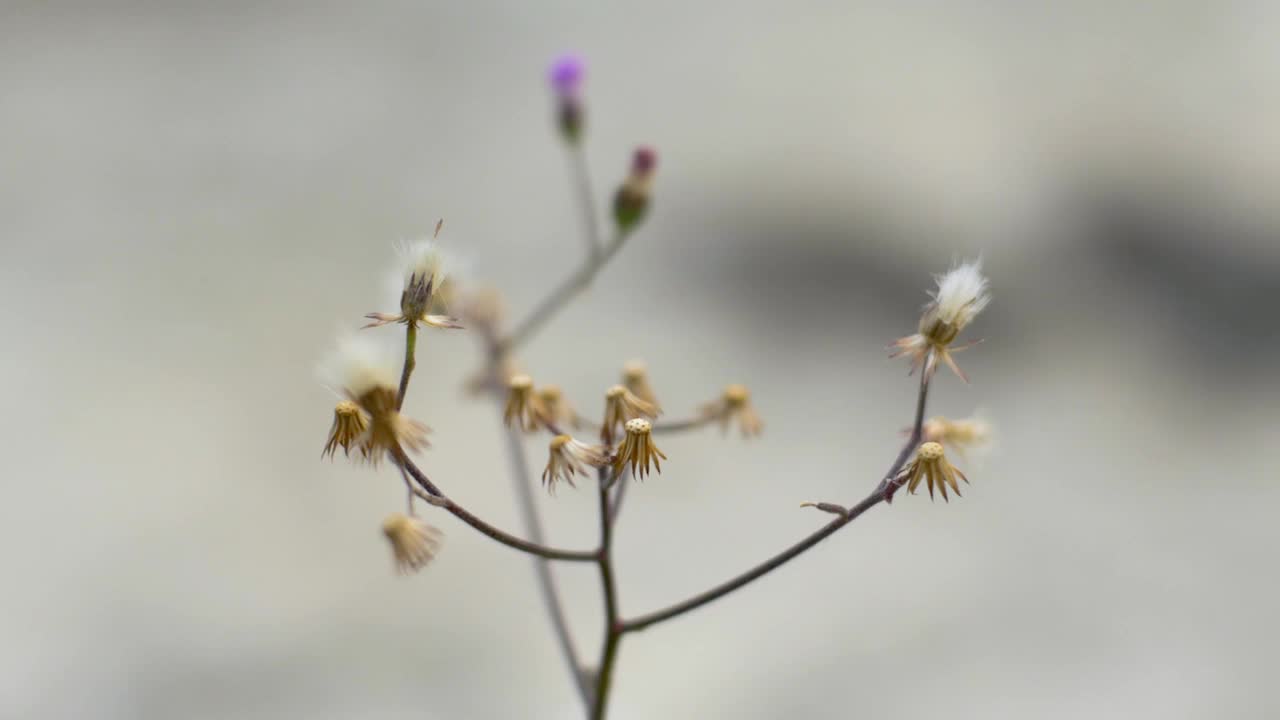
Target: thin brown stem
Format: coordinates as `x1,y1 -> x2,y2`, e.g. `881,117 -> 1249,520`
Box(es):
395,452 -> 595,562
619,374 -> 931,634
591,466 -> 623,720
472,326 -> 592,706
607,469 -> 630,525
499,420 -> 594,707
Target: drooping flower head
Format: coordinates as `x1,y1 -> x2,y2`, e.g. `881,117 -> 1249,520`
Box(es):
320,334 -> 430,464
503,374 -> 544,432
381,513 -> 443,574
891,259 -> 990,382
898,441 -> 970,502
613,418 -> 666,479
921,414 -> 992,459
601,384 -> 659,442
542,434 -> 610,494
538,385 -> 582,430
322,400 -> 369,459
699,384 -> 763,437
622,360 -> 661,409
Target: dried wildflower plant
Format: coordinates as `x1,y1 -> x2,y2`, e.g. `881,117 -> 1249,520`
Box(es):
314,54 -> 994,720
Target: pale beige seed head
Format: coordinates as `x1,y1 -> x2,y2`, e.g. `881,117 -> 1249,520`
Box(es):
381,513 -> 443,574
503,375 -> 543,432
918,441 -> 944,461
323,400 -> 369,459
614,417 -> 666,479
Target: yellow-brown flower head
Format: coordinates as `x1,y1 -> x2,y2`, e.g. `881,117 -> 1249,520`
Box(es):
602,384 -> 659,442
622,360 -> 661,409
891,260 -> 990,382
322,400 -> 369,459
613,418 -> 666,479
542,434 -> 610,494
322,335 -> 430,464
899,441 -> 969,502
699,384 -> 764,437
921,415 -> 992,458
503,374 -> 544,432
538,385 -> 582,430
381,513 -> 443,574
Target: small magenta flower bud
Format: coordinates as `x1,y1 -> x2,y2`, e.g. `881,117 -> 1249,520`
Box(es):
549,54 -> 586,143
613,146 -> 657,234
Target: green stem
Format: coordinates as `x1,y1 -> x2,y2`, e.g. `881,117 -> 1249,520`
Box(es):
396,323 -> 417,410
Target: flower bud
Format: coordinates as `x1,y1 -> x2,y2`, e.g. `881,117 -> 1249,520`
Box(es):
549,54 -> 586,143
613,147 -> 656,234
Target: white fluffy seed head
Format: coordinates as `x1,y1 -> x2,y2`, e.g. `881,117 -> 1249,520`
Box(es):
396,238 -> 446,293
320,333 -> 398,399
929,259 -> 990,330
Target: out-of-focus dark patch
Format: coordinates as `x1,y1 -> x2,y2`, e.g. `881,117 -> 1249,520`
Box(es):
1079,191 -> 1280,370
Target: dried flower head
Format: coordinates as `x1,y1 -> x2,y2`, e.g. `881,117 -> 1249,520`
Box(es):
602,384 -> 659,441
538,385 -> 582,430
921,415 -> 992,458
699,384 -> 763,437
899,441 -> 969,502
381,513 -> 443,574
891,259 -> 990,382
503,374 -> 544,432
542,434 -> 610,493
322,400 -> 369,459
613,418 -> 666,479
321,335 -> 430,464
364,235 -> 465,330
613,146 -> 657,234
622,360 -> 661,409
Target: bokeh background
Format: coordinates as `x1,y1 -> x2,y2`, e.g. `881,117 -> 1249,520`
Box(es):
4,2 -> 1278,718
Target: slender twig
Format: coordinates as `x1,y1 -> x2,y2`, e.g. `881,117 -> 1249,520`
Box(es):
568,144 -> 603,260
591,466 -> 624,720
607,469 -> 630,525
395,452 -> 595,562
618,373 -> 931,634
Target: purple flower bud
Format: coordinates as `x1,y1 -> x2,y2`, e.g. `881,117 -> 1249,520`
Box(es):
549,54 -> 585,98
631,146 -> 657,177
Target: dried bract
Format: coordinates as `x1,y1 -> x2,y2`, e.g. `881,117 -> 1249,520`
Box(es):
382,513 -> 443,574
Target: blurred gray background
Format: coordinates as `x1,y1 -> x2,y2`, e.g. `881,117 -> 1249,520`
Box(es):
3,1 -> 1279,718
